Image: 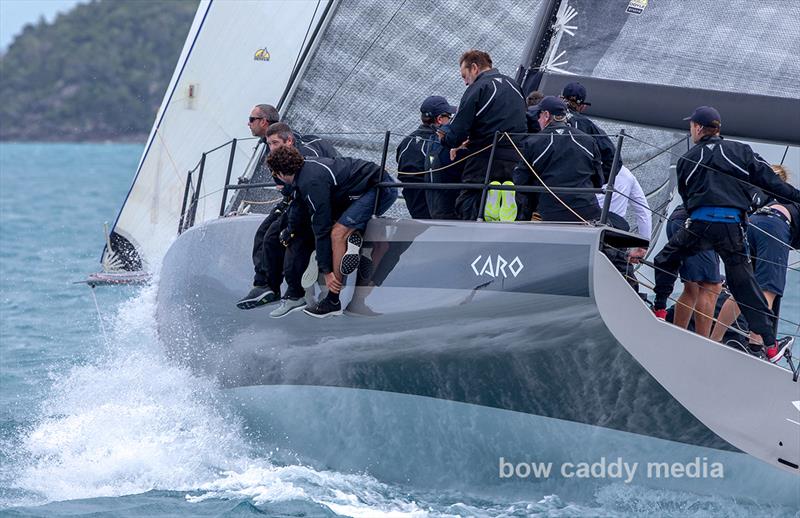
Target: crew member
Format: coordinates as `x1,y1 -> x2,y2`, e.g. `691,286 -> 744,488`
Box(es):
665,204 -> 723,338
396,96 -> 457,219
596,164 -> 652,264
266,146 -> 398,318
511,96 -> 604,222
562,82 -> 619,178
438,49 -> 527,220
652,106 -> 800,361
237,120 -> 338,314
711,165 -> 800,342
526,90 -> 544,133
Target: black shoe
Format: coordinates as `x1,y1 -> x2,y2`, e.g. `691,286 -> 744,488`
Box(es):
303,298 -> 343,318
340,231 -> 363,276
236,286 -> 279,310
746,345 -> 768,360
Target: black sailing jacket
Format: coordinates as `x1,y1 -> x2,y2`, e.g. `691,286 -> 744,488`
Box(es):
396,124 -> 452,176
512,121 -> 604,220
281,133 -> 340,232
676,135 -> 800,215
442,68 -> 527,151
293,157 -> 382,273
567,110 -> 619,178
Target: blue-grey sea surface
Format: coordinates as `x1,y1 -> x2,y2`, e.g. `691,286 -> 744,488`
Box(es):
0,142 -> 798,517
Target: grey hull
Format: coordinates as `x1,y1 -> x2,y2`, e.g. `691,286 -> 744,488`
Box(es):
156,215 -> 799,503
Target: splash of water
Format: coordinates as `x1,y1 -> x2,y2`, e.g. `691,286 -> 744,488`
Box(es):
10,285 -> 253,503
5,285 -> 796,517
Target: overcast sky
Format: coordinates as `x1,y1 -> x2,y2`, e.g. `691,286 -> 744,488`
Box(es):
0,0 -> 85,50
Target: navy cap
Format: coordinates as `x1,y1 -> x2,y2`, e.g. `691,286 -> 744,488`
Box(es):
534,95 -> 567,116
420,96 -> 457,117
562,82 -> 591,106
683,106 -> 722,128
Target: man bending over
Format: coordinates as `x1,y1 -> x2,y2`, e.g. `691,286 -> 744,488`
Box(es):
266,146 -> 398,318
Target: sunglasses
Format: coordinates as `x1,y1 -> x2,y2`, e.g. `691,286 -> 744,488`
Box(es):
248,116 -> 265,123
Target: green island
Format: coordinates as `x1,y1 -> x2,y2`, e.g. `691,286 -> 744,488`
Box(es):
0,0 -> 199,142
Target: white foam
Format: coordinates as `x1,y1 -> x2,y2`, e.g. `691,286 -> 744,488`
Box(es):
188,463 -> 433,517
12,285 -> 253,503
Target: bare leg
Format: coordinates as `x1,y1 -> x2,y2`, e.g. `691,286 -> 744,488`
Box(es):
694,282 -> 722,338
763,290 -> 776,310
711,296 -> 740,342
674,282 -> 698,329
329,223 -> 354,294
709,290 -> 775,345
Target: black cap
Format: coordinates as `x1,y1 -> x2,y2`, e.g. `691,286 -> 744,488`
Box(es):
420,96 -> 457,118
683,106 -> 722,128
562,82 -> 591,106
534,96 -> 567,116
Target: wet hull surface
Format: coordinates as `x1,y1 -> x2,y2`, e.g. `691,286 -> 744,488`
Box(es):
156,215 -> 799,504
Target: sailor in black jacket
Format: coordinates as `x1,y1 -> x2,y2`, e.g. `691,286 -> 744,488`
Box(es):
397,96 -> 458,219
652,106 -> 800,361
562,82 -> 620,178
267,146 -> 398,317
238,122 -> 339,316
511,96 -> 604,222
438,50 -> 527,220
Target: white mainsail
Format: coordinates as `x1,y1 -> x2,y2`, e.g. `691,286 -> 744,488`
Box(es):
107,0 -> 330,271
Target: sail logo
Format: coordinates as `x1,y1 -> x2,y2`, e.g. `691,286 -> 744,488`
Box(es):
626,0 -> 648,15
471,255 -> 524,278
254,47 -> 271,61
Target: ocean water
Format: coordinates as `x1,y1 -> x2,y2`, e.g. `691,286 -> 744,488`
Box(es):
0,142 -> 798,517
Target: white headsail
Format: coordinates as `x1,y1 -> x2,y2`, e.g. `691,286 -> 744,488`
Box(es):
106,0 -> 330,271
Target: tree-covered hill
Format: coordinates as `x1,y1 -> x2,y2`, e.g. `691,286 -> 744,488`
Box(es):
0,0 -> 199,141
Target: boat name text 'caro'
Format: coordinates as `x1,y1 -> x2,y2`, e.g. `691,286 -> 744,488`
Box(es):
471,255 -> 524,279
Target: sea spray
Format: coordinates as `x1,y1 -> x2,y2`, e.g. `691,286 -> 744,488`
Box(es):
11,285 -> 254,503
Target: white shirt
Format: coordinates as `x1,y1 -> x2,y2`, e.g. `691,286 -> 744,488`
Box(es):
596,165 -> 652,239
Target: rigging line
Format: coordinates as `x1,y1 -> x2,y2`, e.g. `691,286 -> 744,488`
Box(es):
607,242 -> 800,330
88,287 -> 109,345
630,275 -> 749,340
780,145 -> 789,165
610,188 -> 800,271
622,131 -> 798,204
192,93 -> 238,146
625,274 -> 800,339
631,274 -> 800,341
644,176 -> 672,198
289,0 -> 322,80
748,219 -> 797,251
629,136 -> 688,173
504,132 -> 589,224
155,128 -> 190,185
309,0 -> 409,129
396,144 -> 494,175
607,188 -> 669,222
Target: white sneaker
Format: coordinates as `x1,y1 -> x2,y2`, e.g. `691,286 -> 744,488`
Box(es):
340,231 -> 363,276
302,251 -> 319,288
269,296 -> 307,318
